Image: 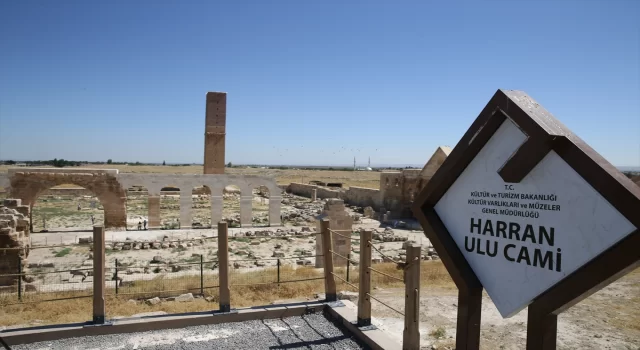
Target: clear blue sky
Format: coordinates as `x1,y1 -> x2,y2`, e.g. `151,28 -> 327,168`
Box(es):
1,0 -> 638,167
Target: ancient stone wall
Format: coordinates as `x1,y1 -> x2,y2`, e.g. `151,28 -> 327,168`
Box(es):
287,183 -> 382,211
342,186 -> 382,210
9,169 -> 127,229
379,170 -> 425,219
287,183 -> 341,199
117,173 -> 282,228
379,146 -> 451,219
3,169 -> 284,230
40,187 -> 94,197
315,199 -> 353,268
0,199 -> 31,286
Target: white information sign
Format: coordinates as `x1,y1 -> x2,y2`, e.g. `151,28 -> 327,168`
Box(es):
435,118 -> 637,318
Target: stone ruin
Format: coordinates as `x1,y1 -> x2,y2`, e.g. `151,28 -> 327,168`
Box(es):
0,199 -> 31,287
315,199 -> 353,268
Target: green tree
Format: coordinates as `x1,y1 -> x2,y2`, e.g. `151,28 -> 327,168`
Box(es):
107,159 -> 112,164
227,161 -> 233,168
162,160 -> 166,166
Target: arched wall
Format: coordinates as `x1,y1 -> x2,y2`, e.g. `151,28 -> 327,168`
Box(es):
3,170 -> 283,230
117,173 -> 282,228
8,170 -> 127,229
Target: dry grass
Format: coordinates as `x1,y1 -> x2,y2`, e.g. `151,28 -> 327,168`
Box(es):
0,261 -> 451,327
605,267 -> 640,332
0,165 -> 383,189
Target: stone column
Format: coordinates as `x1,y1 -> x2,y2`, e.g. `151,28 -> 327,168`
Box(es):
311,187 -> 317,201
180,189 -> 193,228
211,194 -> 223,227
268,196 -> 282,226
147,195 -> 161,229
240,195 -> 252,227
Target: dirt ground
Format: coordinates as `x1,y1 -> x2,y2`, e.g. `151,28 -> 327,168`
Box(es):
0,164 -> 382,189
363,268 -> 640,350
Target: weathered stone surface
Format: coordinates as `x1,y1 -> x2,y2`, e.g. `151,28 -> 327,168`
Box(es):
2,199 -> 21,207
175,293 -> 194,302
315,199 -> 353,268
363,206 -> 375,218
204,92 -> 226,175
151,256 -> 165,264
78,237 -> 93,244
337,291 -> 358,301
0,201 -> 30,287
8,170 -> 127,229
145,297 -> 161,305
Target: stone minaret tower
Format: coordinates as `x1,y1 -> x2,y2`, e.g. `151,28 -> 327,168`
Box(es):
204,92 -> 226,174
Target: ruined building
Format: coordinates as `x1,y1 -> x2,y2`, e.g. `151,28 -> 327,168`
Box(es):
0,199 -> 31,288
287,146 -> 452,221
379,146 -> 451,219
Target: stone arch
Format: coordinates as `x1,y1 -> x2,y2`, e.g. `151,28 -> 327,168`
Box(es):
207,185 -> 225,226
252,185 -> 270,227
250,178 -> 281,227
123,183 -> 149,230
159,183 -> 182,229
9,172 -> 126,229
189,184 -> 213,228
223,184 -> 243,227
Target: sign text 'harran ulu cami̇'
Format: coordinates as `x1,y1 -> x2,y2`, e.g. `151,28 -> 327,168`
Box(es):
413,89 -> 640,350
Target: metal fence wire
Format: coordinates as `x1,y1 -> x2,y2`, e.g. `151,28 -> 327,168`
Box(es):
229,255 -> 324,287
109,256 -> 220,298
327,229 -> 360,284
0,260 -> 93,305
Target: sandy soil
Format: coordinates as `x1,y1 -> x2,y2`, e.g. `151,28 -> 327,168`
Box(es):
358,271 -> 640,350
0,165 -> 382,189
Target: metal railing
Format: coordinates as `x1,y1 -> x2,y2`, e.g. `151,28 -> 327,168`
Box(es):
2,220 -> 423,349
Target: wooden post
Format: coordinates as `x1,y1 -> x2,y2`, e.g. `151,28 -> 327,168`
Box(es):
526,306 -> 558,350
92,225 -> 105,324
456,286 -> 482,350
321,219 -> 337,302
358,229 -> 372,326
403,244 -> 421,350
115,259 -> 119,296
217,221 -> 230,312
17,259 -> 22,302
200,254 -> 204,296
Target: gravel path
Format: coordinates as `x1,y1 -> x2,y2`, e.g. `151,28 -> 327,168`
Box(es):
13,314 -> 365,350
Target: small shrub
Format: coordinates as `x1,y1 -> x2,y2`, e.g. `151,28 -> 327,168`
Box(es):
430,327 -> 446,339
54,248 -> 72,257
